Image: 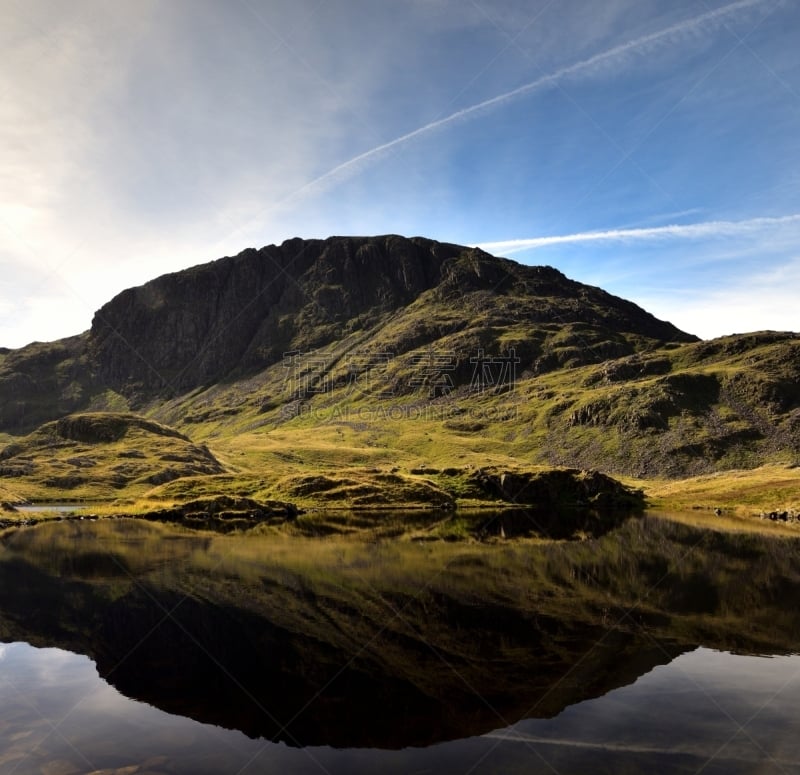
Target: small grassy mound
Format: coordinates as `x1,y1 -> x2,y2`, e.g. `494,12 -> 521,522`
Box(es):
0,412 -> 224,500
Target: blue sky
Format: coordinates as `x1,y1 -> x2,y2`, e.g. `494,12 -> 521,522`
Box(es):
1,0 -> 799,348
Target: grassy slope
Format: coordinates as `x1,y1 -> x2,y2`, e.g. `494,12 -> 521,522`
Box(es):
643,464 -> 800,513
1,326 -> 799,519
124,331 -> 799,517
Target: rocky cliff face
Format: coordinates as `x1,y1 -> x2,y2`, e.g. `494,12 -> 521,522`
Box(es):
88,236 -> 467,396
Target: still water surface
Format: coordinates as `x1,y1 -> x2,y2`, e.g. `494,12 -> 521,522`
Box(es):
13,504 -> 94,514
1,514 -> 800,774
2,643 -> 800,774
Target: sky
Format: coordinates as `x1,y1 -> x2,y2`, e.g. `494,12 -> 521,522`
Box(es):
1,0 -> 799,348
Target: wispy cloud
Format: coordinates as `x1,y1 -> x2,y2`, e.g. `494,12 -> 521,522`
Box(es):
287,0 -> 769,204
2,0 -> 795,348
472,212 -> 800,338
475,213 -> 800,255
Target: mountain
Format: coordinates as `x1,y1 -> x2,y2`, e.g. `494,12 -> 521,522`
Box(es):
1,235 -> 799,505
1,235 -> 692,425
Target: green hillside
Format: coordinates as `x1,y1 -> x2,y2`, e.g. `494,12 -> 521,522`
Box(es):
1,237 -> 798,520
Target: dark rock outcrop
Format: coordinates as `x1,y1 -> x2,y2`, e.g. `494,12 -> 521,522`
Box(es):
136,495 -> 299,530
467,467 -> 645,511
54,412 -> 189,443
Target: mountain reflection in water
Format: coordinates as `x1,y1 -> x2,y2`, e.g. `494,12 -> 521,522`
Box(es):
2,514 -> 800,771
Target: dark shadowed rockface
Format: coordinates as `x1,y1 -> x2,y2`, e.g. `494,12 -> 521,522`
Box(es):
0,335 -> 93,433
90,236 -> 463,395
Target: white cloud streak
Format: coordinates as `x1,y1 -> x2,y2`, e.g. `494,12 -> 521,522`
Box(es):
287,0 -> 769,203
475,213 -> 800,254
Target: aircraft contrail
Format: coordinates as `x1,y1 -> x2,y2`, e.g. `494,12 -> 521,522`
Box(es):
474,214 -> 800,254
287,0 -> 768,203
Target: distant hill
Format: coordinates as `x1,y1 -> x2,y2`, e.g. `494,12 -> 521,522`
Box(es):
1,235 -> 799,497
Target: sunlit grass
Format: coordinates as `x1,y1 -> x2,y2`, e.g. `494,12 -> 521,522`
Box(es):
2,332 -> 799,514
642,464 -> 800,515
